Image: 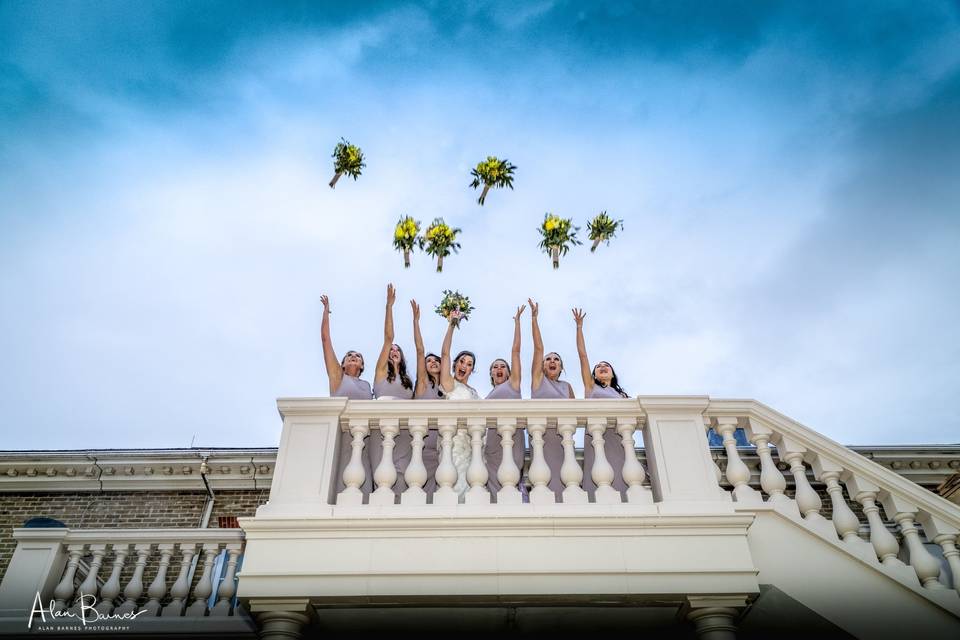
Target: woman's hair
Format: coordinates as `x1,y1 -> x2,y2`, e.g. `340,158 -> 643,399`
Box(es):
543,351 -> 564,375
386,344 -> 413,390
453,350 -> 477,374
592,361 -> 628,397
489,358 -> 511,385
417,352 -> 443,396
341,350 -> 365,375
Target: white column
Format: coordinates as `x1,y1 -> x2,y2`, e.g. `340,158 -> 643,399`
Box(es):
95,544 -> 128,615
559,417 -> 587,504
336,418 -> 369,506
687,607 -> 739,640
115,543 -> 150,616
433,418 -> 459,506
163,542 -> 197,616
52,544 -> 84,612
141,543 -> 174,616
256,610 -> 311,639
496,417 -> 522,505
618,417 -> 653,505
371,419 -> 399,506
401,418 -> 428,505
465,417 -> 491,504
185,543 -> 220,616
210,543 -> 242,616
587,417 -> 618,504
879,493 -> 944,589
715,417 -> 760,505
527,417 -> 555,504
916,513 -> 960,592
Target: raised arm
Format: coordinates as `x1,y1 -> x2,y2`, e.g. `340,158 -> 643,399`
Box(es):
439,311 -> 459,393
573,308 -> 593,396
509,305 -> 525,391
411,299 -> 427,397
320,295 -> 342,395
374,284 -> 396,383
528,298 -> 543,391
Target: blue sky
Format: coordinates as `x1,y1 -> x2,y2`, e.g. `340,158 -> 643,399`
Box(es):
1,1 -> 958,449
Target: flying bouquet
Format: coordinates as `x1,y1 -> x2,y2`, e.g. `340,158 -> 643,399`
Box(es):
435,290 -> 475,328
329,138 -> 365,189
469,156 -> 516,206
538,213 -> 581,269
393,216 -> 421,268
587,211 -> 624,252
419,218 -> 461,273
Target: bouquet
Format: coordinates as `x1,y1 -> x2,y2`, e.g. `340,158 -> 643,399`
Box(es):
419,218 -> 461,272
537,213 -> 581,269
393,216 -> 420,268
469,156 -> 516,206
329,138 -> 365,188
435,290 -> 475,328
587,211 -> 624,252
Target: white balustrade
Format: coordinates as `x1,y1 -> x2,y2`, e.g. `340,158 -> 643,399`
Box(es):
186,543 -> 221,616
495,417 -> 522,504
774,437 -> 836,539
210,543 -> 243,616
587,417 -> 618,504
464,417 -> 490,504
142,543 -> 174,615
337,418 -> 369,506
916,513 -> 960,592
68,543 -> 105,616
371,419 -> 399,506
95,544 -> 128,615
52,544 -> 84,612
402,418 -> 429,505
526,417 -> 554,504
879,493 -> 945,589
618,417 -> 653,504
164,542 -> 198,616
559,417 -> 587,504
115,543 -> 151,615
433,418 -> 459,505
743,417 -> 799,518
714,417 -> 760,505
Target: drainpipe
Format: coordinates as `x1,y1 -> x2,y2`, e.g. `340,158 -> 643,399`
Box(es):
198,456 -> 215,528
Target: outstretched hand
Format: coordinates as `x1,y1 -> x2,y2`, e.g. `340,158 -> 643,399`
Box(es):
572,307 -> 586,327
514,304 -> 526,322
448,309 -> 462,326
527,298 -> 539,317
410,299 -> 420,321
321,295 -> 331,313
386,283 -> 396,307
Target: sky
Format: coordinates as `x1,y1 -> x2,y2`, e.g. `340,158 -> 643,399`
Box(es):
1,0 -> 958,450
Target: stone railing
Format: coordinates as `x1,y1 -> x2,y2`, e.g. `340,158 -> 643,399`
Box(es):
704,399 -> 960,596
0,527 -> 253,634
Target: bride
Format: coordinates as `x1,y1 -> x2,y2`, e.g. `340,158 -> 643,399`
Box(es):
439,309 -> 479,496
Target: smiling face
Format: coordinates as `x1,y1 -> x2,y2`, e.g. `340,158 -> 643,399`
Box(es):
341,351 -> 364,376
542,352 -> 563,380
454,354 -> 475,383
593,360 -> 614,385
425,354 -> 441,377
490,359 -> 509,386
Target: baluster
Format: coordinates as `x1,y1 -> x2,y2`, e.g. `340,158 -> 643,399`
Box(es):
52,544 -> 85,612
618,417 -> 653,505
703,418 -> 725,490
527,417 -> 554,504
402,418 -> 428,505
715,417 -> 760,504
371,419 -> 399,506
210,543 -> 242,616
115,544 -> 151,615
743,418 -> 799,518
559,417 -> 587,504
774,436 -> 835,539
337,418 -> 369,506
916,513 -> 960,593
68,543 -> 105,615
843,474 -> 916,584
465,417 -> 490,504
141,543 -> 174,616
433,418 -> 459,506
495,417 -> 522,505
587,417 -> 618,504
95,543 -> 128,615
879,493 -> 945,589
186,543 -> 220,616
163,542 -> 197,616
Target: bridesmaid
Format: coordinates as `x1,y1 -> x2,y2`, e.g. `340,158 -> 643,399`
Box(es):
484,305 -> 526,497
573,307 -> 630,501
411,299 -> 443,496
321,294 -> 373,495
369,284 -> 415,496
528,298 -> 571,499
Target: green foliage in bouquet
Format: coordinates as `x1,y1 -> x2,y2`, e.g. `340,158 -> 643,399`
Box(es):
329,138 -> 365,188
537,213 -> 581,269
587,211 -> 624,252
393,216 -> 421,268
435,289 -> 475,328
469,156 -> 516,206
419,218 -> 462,272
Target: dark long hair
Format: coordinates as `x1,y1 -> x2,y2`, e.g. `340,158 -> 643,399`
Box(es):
592,361 -> 628,397
387,344 -> 413,390
417,352 -> 443,396
454,350 -> 476,375
489,358 -> 510,385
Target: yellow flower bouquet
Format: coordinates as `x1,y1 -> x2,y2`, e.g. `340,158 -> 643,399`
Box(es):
537,213 -> 581,269
393,216 -> 421,268
419,218 -> 462,272
329,138 -> 365,189
469,156 -> 516,206
586,211 -> 624,252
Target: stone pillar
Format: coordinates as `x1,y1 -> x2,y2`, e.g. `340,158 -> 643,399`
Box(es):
250,599 -> 312,640
685,596 -> 747,640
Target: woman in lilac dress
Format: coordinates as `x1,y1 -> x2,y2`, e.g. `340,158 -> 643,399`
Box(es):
528,299 -> 571,499
411,299 -> 443,495
484,305 -> 526,496
573,307 -> 630,501
321,294 -> 373,495
369,284 -> 415,496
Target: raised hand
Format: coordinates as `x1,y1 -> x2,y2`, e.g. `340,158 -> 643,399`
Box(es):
386,283 -> 396,307
528,298 -> 539,317
321,295 -> 331,313
410,299 -> 420,321
514,304 -> 526,322
572,307 -> 586,327
448,308 -> 462,326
